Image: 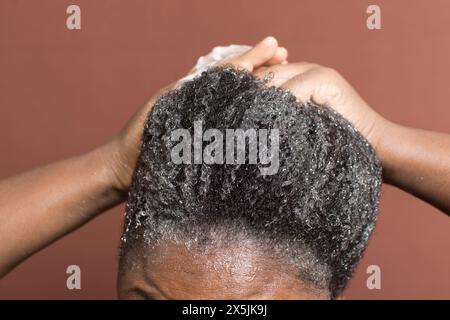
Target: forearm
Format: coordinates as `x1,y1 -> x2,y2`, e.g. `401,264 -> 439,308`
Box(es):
377,121 -> 450,214
0,142 -> 125,277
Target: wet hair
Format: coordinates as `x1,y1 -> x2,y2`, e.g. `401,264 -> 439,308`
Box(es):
120,67 -> 382,298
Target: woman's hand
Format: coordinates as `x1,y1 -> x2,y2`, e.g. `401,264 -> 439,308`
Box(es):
254,63 -> 387,151
105,36 -> 288,195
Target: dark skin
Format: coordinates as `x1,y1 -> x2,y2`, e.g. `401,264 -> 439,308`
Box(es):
118,241 -> 329,300
0,36 -> 448,299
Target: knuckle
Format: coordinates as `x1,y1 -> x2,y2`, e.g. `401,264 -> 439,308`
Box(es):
322,67 -> 337,76
322,81 -> 343,104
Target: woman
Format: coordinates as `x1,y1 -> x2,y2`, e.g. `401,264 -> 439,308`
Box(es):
0,37 -> 448,299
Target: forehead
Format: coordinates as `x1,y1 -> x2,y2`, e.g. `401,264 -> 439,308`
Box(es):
117,241 -> 327,299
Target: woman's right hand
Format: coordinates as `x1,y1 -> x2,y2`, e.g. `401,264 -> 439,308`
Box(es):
106,37 -> 288,195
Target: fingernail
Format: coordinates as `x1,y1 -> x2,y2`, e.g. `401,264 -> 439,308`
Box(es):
262,36 -> 276,45
276,47 -> 288,55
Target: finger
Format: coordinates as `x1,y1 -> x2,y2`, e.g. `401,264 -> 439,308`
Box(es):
225,36 -> 279,71
280,69 -> 341,106
264,47 -> 288,66
254,62 -> 319,87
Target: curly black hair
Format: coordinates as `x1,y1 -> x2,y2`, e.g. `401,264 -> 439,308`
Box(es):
120,67 -> 382,298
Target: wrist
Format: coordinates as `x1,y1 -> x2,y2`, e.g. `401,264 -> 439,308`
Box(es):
90,140 -> 131,201
370,118 -> 405,182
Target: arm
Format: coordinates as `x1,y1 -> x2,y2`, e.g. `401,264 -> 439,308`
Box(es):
0,37 -> 288,277
254,63 -> 450,214
0,143 -> 124,277
377,122 -> 450,213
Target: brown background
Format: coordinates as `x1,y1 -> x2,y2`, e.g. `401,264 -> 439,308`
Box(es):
0,0 -> 449,299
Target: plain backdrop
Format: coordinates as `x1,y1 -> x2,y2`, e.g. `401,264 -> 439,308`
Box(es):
0,0 -> 449,299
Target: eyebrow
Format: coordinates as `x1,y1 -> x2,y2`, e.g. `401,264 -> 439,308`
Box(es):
127,287 -> 159,300
125,279 -> 173,300
140,270 -> 174,299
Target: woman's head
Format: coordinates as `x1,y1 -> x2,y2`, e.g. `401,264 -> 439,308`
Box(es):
117,67 -> 382,299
